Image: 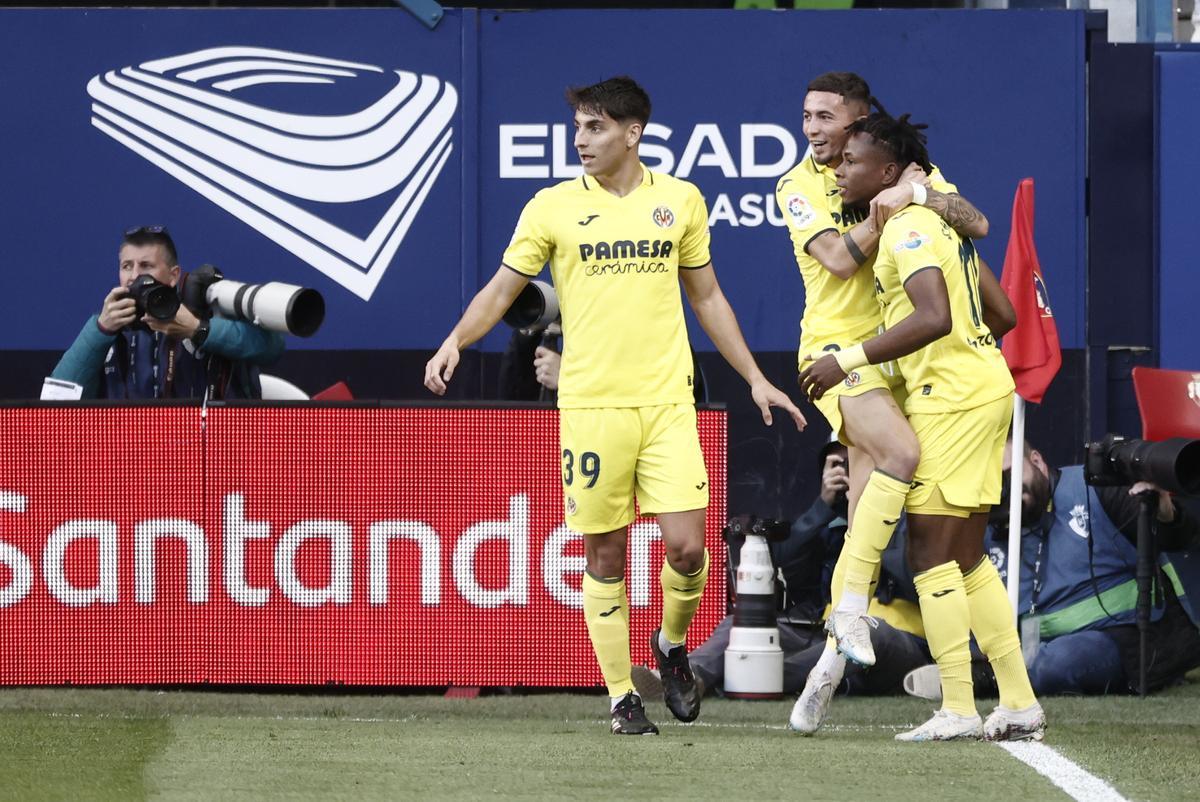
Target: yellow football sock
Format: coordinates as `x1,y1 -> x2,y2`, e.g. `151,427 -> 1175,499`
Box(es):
660,550 -> 710,644
914,561 -> 975,717
825,533 -> 881,650
582,571 -> 633,697
963,557 -> 1038,710
841,470 -> 909,599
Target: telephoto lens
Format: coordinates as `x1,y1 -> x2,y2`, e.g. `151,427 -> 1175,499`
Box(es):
723,517 -> 786,699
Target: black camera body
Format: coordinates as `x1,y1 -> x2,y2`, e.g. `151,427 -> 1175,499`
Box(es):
722,514 -> 791,546
126,275 -> 180,322
1084,433 -> 1200,496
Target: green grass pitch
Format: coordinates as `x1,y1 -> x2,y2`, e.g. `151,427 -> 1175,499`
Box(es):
0,671 -> 1197,801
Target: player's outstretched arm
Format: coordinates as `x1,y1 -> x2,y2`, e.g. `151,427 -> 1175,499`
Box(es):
799,269 -> 951,401
424,266 -> 530,395
680,264 -> 806,430
977,257 -> 1016,338
804,220 -> 880,280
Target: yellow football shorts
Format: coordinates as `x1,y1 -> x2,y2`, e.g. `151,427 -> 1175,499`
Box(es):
799,335 -> 905,446
559,404 -> 708,535
906,394 -> 1013,518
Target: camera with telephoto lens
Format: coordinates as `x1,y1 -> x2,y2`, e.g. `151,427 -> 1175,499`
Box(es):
182,264 -> 325,337
126,274 -> 180,321
1083,433 -> 1200,496
722,515 -> 790,699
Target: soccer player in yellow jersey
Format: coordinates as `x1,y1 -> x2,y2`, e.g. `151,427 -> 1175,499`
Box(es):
778,73 -> 993,735
424,76 -> 805,735
800,112 -> 1045,742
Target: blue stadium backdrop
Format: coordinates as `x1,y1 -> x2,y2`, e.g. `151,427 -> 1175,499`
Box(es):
0,7 -> 1087,355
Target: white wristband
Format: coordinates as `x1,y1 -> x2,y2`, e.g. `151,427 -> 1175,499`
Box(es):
833,344 -> 869,373
910,182 -> 928,206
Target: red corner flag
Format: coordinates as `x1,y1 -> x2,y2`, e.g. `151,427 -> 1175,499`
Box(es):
1000,178 -> 1061,404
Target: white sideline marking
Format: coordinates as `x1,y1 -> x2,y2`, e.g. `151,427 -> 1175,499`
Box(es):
997,741 -> 1128,802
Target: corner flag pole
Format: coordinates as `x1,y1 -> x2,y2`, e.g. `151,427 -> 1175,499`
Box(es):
1006,394 -> 1025,621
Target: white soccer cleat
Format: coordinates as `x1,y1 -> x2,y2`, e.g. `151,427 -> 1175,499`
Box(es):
902,664 -> 943,702
895,708 -> 983,742
788,669 -> 840,735
984,702 -> 1046,742
824,610 -> 878,667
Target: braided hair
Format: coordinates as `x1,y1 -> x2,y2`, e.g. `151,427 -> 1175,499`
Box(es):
846,112 -> 933,175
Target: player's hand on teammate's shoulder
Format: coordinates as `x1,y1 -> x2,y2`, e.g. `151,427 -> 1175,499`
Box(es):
797,353 -> 847,402
424,340 -> 461,395
869,162 -> 929,232
750,377 -> 806,430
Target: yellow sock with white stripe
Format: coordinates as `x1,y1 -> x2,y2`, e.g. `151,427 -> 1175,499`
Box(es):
582,571 -> 633,699
963,557 -> 1038,710
840,470 -> 909,605
914,561 -> 975,718
659,550 -> 710,645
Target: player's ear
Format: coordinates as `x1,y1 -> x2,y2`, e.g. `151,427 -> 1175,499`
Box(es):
881,161 -> 901,186
625,121 -> 642,149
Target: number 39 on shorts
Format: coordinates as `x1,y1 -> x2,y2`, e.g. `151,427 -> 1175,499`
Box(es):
561,449 -> 601,488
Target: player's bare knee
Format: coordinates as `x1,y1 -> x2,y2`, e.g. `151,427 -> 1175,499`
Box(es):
664,541 -> 705,575
879,438 -> 920,481
586,553 -> 624,580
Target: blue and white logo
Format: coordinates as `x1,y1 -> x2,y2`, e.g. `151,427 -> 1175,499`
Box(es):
88,47 -> 458,300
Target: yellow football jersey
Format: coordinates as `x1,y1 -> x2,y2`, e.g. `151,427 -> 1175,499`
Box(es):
502,165 -> 709,409
775,156 -> 958,351
873,205 -> 1015,413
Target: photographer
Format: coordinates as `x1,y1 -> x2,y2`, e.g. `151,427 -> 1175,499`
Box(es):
635,441 -> 931,704
50,226 -> 284,399
907,437 -> 1200,698
497,324 -> 561,401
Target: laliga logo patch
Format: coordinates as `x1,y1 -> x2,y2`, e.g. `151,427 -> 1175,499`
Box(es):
843,371 -> 861,388
87,47 -> 458,301
565,496 -> 577,516
651,205 -> 675,228
893,230 -> 928,252
786,193 -> 816,227
1189,374 -> 1200,410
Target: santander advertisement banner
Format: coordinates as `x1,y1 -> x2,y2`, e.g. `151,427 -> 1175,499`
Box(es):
0,406 -> 726,686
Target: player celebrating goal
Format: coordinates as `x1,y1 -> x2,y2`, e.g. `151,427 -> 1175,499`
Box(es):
800,112 -> 1043,742
424,76 -> 805,735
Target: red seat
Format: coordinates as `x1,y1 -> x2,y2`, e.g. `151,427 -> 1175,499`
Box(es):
1131,366 -> 1200,440
312,381 -> 354,401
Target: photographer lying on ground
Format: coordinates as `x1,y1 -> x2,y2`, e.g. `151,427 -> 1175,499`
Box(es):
51,226 -> 284,399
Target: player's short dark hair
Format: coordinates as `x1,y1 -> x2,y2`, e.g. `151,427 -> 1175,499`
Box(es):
847,112 -> 933,175
565,76 -> 651,127
806,71 -> 884,114
121,225 -> 179,266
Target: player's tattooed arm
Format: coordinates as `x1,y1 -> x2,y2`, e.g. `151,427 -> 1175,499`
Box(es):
925,190 -> 989,239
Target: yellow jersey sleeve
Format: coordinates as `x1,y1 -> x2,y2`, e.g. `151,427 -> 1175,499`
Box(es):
888,217 -> 948,288
678,184 -> 712,268
775,164 -> 837,248
501,193 -> 553,277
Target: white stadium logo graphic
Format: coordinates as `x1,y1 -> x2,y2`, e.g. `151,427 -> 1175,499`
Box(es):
87,47 -> 458,300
